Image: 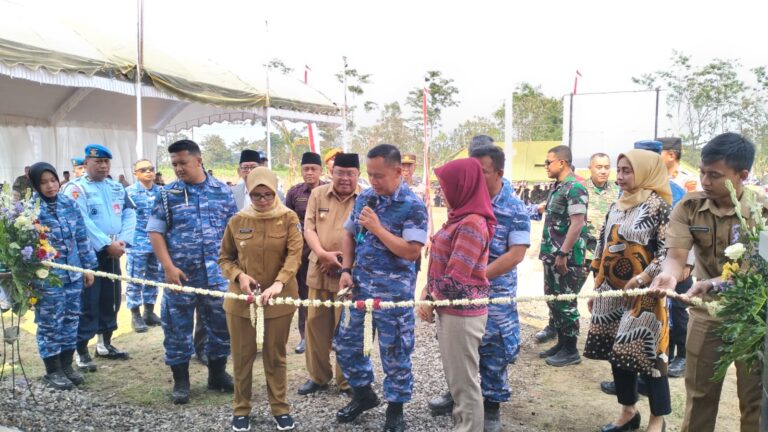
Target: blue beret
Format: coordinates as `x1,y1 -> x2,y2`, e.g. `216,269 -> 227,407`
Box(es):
84,144 -> 112,159
633,140 -> 662,154
70,157 -> 85,166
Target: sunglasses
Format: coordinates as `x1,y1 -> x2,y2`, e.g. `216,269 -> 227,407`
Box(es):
136,167 -> 155,173
251,192 -> 275,201
544,159 -> 562,167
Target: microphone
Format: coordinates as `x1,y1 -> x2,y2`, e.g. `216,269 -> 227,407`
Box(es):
356,196 -> 379,243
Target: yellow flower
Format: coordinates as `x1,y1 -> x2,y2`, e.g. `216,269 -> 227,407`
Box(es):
29,297 -> 38,305
721,262 -> 740,281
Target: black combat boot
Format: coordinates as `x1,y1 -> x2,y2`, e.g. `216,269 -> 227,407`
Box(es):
42,354 -> 74,390
143,303 -> 162,326
337,384 -> 380,423
59,349 -> 85,386
545,334 -> 581,367
207,357 -> 235,392
131,307 -> 148,333
171,362 -> 190,404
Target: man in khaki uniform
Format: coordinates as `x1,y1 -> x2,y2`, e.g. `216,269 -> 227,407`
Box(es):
297,153 -> 362,396
401,153 -> 426,202
649,133 -> 763,432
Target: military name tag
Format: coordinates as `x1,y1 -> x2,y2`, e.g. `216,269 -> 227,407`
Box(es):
608,243 -> 626,253
689,226 -> 710,233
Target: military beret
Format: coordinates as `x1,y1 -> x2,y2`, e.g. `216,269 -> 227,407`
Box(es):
71,157 -> 85,167
84,144 -> 112,159
633,140 -> 662,154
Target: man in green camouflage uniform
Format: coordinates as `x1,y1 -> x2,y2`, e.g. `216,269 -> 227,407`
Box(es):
584,153 -> 620,264
538,145 -> 589,367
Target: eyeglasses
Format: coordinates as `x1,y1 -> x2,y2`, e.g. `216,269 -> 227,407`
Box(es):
544,159 -> 561,167
240,164 -> 259,171
250,192 -> 275,201
136,167 -> 155,173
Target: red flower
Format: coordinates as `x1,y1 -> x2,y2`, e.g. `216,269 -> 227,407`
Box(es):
37,248 -> 47,259
39,232 -> 47,240
55,251 -> 61,259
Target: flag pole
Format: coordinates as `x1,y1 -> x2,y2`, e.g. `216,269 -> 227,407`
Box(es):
135,0 -> 144,160
265,20 -> 272,169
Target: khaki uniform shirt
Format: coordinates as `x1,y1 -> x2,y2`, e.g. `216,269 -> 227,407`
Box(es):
666,189 -> 768,317
305,183 -> 361,292
219,210 -> 303,319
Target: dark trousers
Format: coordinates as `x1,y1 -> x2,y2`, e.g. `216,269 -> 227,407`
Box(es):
613,363 -> 671,416
669,276 -> 692,358
194,307 -> 207,356
77,250 -> 121,344
296,258 -> 309,339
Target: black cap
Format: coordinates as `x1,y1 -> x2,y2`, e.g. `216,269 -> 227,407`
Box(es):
301,152 -> 322,166
658,137 -> 682,152
239,150 -> 262,164
334,153 -> 360,169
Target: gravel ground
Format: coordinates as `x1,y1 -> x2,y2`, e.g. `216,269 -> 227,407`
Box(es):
0,320 -> 542,432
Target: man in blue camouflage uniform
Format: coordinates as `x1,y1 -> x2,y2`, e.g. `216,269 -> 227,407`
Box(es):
427,142 -> 531,432
147,139 -> 237,405
335,144 -> 428,432
538,145 -> 589,368
29,162 -> 98,390
125,159 -> 162,333
62,144 -> 136,370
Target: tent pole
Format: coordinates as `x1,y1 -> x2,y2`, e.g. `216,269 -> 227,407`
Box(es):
135,0 -> 144,160
265,20 -> 272,169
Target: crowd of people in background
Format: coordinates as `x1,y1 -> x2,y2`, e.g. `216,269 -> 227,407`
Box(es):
4,131 -> 763,432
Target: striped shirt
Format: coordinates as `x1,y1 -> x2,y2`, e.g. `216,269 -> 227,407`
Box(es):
428,214 -> 491,316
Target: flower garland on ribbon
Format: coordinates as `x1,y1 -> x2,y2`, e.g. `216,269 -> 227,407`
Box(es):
42,261 -> 707,356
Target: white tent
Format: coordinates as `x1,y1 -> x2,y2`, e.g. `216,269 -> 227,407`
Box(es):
0,0 -> 342,183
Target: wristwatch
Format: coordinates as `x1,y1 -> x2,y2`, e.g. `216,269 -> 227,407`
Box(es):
340,268 -> 352,275
635,275 -> 646,287
554,250 -> 569,258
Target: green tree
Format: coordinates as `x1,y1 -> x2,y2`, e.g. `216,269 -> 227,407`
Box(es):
633,51 -> 749,166
336,60 -> 375,130
231,137 -> 260,154
406,70 -> 460,135
200,134 -> 234,167
266,58 -> 294,76
494,83 -> 563,142
353,102 -> 419,154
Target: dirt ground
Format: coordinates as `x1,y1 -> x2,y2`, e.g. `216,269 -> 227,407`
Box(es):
0,211 -> 745,431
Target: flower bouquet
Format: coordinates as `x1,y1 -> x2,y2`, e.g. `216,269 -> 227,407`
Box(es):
0,185 -> 60,316
711,180 -> 768,381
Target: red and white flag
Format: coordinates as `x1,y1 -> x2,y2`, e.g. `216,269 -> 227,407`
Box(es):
573,69 -> 582,94
304,65 -> 317,153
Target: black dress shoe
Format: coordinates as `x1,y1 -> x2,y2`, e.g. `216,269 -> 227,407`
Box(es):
294,339 -> 306,354
427,392 -> 453,416
297,379 -> 328,395
668,357 -> 686,377
337,385 -> 380,423
600,381 -> 616,395
95,344 -> 130,360
601,412 -> 641,432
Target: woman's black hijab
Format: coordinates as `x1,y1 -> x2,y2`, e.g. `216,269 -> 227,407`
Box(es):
28,162 -> 59,203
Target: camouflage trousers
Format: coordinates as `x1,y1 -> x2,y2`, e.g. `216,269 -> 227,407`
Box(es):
479,302 -> 521,402
161,284 -> 230,366
542,263 -> 587,337
34,280 -> 82,359
125,252 -> 161,309
335,308 -> 415,403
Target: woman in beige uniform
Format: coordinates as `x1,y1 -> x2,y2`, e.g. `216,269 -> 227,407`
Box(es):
219,167 -> 303,432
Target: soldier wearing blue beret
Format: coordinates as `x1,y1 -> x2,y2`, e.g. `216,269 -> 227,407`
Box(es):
71,157 -> 86,179
147,139 -> 238,405
61,144 -> 136,371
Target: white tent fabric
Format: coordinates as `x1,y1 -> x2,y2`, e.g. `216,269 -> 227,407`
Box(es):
0,0 -> 342,183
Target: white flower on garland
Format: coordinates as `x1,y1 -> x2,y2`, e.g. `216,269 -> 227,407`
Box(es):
35,268 -> 49,279
724,243 -> 746,261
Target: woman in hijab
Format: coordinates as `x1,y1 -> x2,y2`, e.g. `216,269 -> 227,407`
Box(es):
417,158 -> 495,432
584,150 -> 673,432
218,167 -> 303,432
28,162 -> 97,390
